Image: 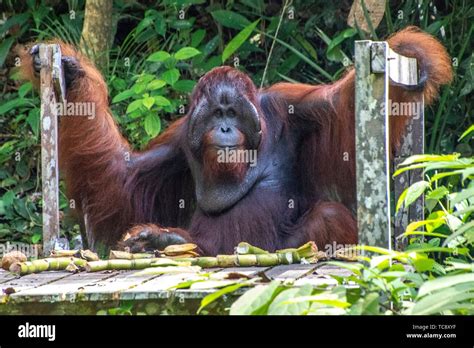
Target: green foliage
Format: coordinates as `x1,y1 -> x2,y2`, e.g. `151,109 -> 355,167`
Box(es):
111,45 -> 200,145
196,133 -> 474,315
222,20 -> 260,63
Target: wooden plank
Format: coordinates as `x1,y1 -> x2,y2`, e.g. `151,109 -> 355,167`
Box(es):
213,267 -> 269,278
387,47 -> 423,249
314,264 -> 355,277
121,273 -> 203,300
393,104 -> 424,249
387,47 -> 418,86
264,264 -> 318,281
0,270 -> 17,284
39,44 -> 61,256
121,268 -> 225,300
8,271 -> 118,303
294,264 -> 359,287
0,271 -> 72,301
77,270 -> 162,301
355,40 -> 391,250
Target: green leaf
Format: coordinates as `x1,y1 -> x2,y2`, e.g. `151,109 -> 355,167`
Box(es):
211,10 -> 251,30
26,109 -> 40,137
126,99 -> 143,114
283,295 -> 351,309
399,154 -> 460,166
410,282 -> 474,315
191,29 -> 206,47
144,114 -> 161,137
154,16 -> 166,37
418,273 -> 474,298
426,186 -> 449,201
404,181 -> 430,207
0,37 -> 14,67
142,97 -> 155,110
172,80 -> 196,93
426,17 -> 451,35
445,261 -> 474,272
112,89 -> 135,103
222,20 -> 260,63
461,167 -> 474,183
0,13 -> 29,37
396,187 -> 408,212
229,281 -> 280,315
410,253 -> 435,272
174,47 -> 201,60
349,292 -> 380,315
153,96 -> 171,107
267,284 -> 313,315
31,233 -> 42,244
133,83 -> 146,95
112,77 -> 127,90
161,68 -> 180,85
426,211 -> 446,233
147,80 -> 166,90
18,82 -> 32,98
147,51 -> 171,62
1,191 -> 15,208
170,19 -> 193,30
0,98 -> 31,115
135,15 -> 154,35
459,125 -> 474,140
326,28 -> 356,62
449,187 -> 474,205
198,281 -> 251,314
200,35 -> 220,56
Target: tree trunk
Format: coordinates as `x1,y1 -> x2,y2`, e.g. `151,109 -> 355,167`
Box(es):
80,0 -> 114,70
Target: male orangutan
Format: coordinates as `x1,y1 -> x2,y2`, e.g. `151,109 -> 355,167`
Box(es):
20,27 -> 452,255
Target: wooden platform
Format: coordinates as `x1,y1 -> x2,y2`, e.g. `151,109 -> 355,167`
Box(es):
0,263 -> 352,315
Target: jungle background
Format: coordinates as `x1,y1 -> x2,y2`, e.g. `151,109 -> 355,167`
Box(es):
0,0 -> 473,315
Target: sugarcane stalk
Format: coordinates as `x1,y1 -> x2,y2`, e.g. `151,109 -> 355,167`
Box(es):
109,250 -> 153,260
183,257 -> 219,268
9,257 -> 87,275
235,242 -> 269,255
85,258 -> 160,272
50,250 -> 78,257
173,252 -> 301,268
276,241 -> 318,258
296,241 -> 318,258
15,242 -> 322,273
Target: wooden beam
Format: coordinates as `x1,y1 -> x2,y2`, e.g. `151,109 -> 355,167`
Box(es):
355,40 -> 424,251
389,49 -> 424,249
355,40 -> 391,249
40,44 -> 64,257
